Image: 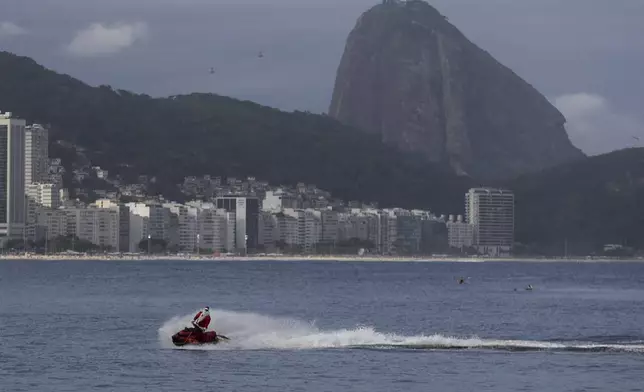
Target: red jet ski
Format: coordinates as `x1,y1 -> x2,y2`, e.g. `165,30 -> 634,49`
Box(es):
171,328 -> 229,347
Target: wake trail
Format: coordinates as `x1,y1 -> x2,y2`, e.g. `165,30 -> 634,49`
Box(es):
158,309 -> 644,354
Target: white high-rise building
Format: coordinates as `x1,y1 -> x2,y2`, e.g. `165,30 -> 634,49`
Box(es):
465,188 -> 515,256
283,209 -> 321,253
25,183 -> 61,241
258,211 -> 278,250
262,189 -> 299,211
36,208 -> 68,241
317,209 -> 339,245
126,203 -> 173,252
336,211 -> 380,245
446,215 -> 475,249
26,183 -> 60,209
393,210 -> 422,255
215,196 -> 260,254
193,203 -> 230,253
65,208 -> 120,250
23,125 -> 51,242
262,190 -> 284,212
35,207 -> 120,251
165,203 -> 198,252
377,210 -> 398,255
275,211 -> 298,247
349,213 -> 371,241
24,124 -> 49,186
223,211 -> 236,253
95,200 -> 130,253
0,112 -> 26,243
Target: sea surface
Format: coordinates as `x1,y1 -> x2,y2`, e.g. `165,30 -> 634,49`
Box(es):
1,259 -> 643,391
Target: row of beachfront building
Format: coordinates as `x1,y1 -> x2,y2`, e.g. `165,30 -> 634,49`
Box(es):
27,188 -> 514,256
1,111 -> 515,256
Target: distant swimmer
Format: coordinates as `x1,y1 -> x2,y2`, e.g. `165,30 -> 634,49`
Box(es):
458,278 -> 465,285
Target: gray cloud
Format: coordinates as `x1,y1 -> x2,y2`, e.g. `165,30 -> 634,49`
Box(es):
2,0 -> 643,153
66,22 -> 148,57
0,21 -> 28,37
554,93 -> 644,156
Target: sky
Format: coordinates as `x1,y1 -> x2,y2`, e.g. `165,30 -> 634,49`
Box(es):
1,0 -> 643,155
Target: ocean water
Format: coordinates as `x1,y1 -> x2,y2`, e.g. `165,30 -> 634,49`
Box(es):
0,260 -> 643,391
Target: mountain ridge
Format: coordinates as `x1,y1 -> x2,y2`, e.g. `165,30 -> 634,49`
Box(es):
510,147 -> 644,254
0,50 -> 472,213
2,50 -> 642,253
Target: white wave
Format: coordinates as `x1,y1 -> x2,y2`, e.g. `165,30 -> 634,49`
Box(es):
158,309 -> 644,353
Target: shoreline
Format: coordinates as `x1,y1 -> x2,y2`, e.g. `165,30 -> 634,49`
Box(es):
1,254 -> 643,263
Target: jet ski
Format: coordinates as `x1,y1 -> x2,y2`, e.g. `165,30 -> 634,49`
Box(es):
171,328 -> 229,347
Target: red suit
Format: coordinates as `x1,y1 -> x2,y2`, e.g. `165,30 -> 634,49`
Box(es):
192,309 -> 211,331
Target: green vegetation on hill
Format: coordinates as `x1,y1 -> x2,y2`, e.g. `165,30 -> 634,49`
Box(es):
2,51 -> 642,254
0,51 -> 471,213
510,148 -> 644,255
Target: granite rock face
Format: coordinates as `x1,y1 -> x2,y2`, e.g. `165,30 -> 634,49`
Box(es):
329,0 -> 584,180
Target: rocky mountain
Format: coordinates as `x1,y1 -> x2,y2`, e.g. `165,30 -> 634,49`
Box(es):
0,51 -> 472,213
329,0 -> 584,180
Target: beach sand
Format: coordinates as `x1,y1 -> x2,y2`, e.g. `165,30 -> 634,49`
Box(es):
1,253 -> 641,263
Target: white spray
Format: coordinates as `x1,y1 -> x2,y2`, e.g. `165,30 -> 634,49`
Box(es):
158,309 -> 644,353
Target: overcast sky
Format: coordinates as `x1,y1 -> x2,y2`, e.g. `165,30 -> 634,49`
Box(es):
1,0 -> 643,155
